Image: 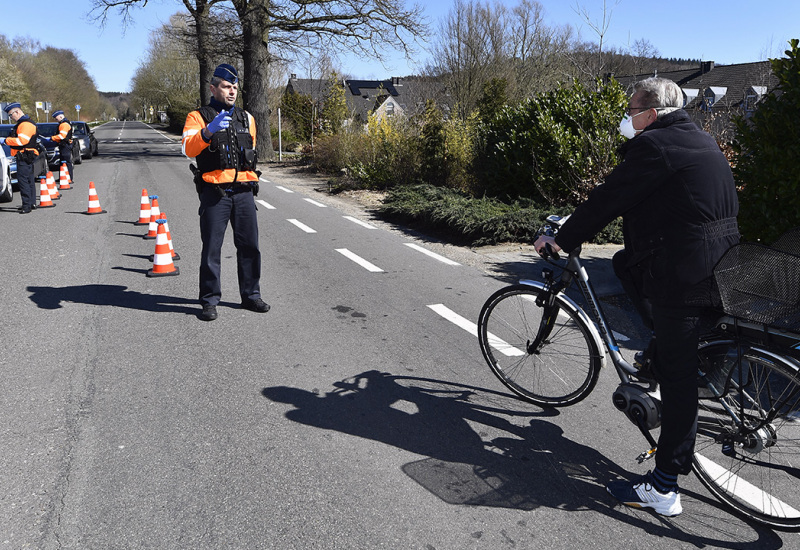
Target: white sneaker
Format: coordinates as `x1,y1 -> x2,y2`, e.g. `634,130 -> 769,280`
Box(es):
607,473 -> 682,516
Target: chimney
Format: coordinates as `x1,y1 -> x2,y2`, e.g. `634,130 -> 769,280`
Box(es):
392,76 -> 401,86
290,73 -> 297,80
701,61 -> 715,74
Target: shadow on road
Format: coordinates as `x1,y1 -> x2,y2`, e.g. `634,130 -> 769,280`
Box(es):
262,370 -> 783,549
26,283 -> 201,314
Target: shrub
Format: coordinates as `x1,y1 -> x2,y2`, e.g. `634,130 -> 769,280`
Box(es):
734,39 -> 800,243
349,114 -> 421,189
475,80 -> 627,205
378,184 -> 623,246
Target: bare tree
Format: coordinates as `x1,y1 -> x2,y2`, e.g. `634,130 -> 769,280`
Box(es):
566,0 -> 622,86
427,0 -> 571,117
92,0 -> 228,105
91,0 -> 426,161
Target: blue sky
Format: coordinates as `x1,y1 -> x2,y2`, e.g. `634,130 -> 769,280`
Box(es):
2,0 -> 797,92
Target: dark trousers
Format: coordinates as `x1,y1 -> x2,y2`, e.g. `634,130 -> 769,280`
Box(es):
613,249 -> 700,476
198,185 -> 262,306
16,157 -> 36,208
58,144 -> 74,182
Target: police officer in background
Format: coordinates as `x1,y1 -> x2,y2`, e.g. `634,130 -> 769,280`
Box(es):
0,102 -> 40,214
182,63 -> 270,321
50,110 -> 75,184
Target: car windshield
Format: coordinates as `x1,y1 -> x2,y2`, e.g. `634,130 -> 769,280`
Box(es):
72,123 -> 87,135
36,123 -> 59,137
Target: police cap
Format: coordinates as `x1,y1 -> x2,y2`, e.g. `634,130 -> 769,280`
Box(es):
3,102 -> 21,114
52,110 -> 65,119
213,64 -> 239,84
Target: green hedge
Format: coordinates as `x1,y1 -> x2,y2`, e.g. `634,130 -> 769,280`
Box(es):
378,184 -> 622,246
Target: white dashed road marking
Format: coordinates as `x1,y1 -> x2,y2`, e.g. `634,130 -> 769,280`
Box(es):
287,219 -> 316,233
336,249 -> 384,272
427,304 -> 523,357
343,216 -> 376,229
256,200 -> 276,209
404,243 -> 460,266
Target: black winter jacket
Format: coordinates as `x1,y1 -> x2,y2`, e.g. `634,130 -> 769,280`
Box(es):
555,110 -> 739,306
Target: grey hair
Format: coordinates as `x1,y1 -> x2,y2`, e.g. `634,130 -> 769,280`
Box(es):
633,77 -> 683,117
210,76 -> 223,87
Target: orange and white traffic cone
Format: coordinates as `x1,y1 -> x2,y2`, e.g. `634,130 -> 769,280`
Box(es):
38,177 -> 55,208
149,213 -> 181,262
58,164 -> 71,190
134,189 -> 151,225
143,196 -> 160,239
46,172 -> 60,200
85,181 -> 106,215
146,219 -> 180,277
161,213 -> 180,261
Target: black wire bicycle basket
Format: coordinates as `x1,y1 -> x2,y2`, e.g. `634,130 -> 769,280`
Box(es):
714,228 -> 800,329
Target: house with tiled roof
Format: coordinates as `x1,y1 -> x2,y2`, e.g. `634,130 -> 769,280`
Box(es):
285,74 -> 417,124
611,60 -> 777,136
284,73 -> 451,126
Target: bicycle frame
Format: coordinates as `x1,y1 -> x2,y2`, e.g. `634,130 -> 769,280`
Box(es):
523,245 -> 642,386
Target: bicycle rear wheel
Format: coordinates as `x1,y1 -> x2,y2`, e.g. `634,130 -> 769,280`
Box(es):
693,341 -> 800,529
478,284 -> 602,407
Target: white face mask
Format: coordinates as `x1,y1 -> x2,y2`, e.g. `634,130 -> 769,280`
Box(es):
618,109 -> 650,139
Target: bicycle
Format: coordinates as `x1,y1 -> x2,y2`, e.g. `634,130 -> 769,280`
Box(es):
477,215 -> 800,530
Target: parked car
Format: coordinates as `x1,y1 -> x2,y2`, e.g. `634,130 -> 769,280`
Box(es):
36,122 -> 83,168
0,123 -> 52,180
71,121 -> 98,159
0,143 -> 12,203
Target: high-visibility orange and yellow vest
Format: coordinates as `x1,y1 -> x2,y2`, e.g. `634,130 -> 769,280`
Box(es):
52,120 -> 73,145
6,117 -> 40,157
182,105 -> 258,184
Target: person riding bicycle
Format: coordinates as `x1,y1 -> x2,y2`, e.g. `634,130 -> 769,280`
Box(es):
534,77 -> 739,517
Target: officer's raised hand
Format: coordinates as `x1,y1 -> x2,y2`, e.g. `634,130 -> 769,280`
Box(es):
207,109 -> 232,134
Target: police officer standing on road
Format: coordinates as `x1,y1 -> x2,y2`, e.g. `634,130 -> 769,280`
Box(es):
0,102 -> 40,214
182,63 -> 270,322
50,110 -> 75,184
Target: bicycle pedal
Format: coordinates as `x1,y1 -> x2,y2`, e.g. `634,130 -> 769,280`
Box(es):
636,447 -> 657,464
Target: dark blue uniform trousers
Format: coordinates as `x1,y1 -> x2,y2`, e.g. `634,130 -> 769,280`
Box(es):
198,185 -> 262,306
16,157 -> 37,208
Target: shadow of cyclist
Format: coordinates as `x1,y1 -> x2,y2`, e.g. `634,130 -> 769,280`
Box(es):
262,370 -> 782,548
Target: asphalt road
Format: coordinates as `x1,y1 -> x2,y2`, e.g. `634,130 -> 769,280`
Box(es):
0,121 -> 793,549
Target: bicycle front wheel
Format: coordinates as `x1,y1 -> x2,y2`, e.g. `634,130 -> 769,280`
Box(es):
693,342 -> 800,530
478,284 -> 602,407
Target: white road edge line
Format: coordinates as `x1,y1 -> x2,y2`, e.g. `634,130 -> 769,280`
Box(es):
287,219 -> 317,233
304,198 -> 327,208
336,249 -> 384,272
275,185 -> 294,193
343,216 -> 376,229
427,304 -> 523,357
404,243 -> 461,266
256,199 -> 276,210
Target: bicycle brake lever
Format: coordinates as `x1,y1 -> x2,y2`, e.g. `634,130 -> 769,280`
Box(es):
545,242 -> 561,261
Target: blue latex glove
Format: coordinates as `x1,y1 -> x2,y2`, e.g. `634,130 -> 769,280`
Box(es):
207,109 -> 232,134
0,137 -> 5,145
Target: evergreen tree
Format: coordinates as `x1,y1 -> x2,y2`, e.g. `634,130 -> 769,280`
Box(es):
734,39 -> 800,243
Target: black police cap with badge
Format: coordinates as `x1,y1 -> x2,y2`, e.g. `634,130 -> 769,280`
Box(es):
213,64 -> 239,84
